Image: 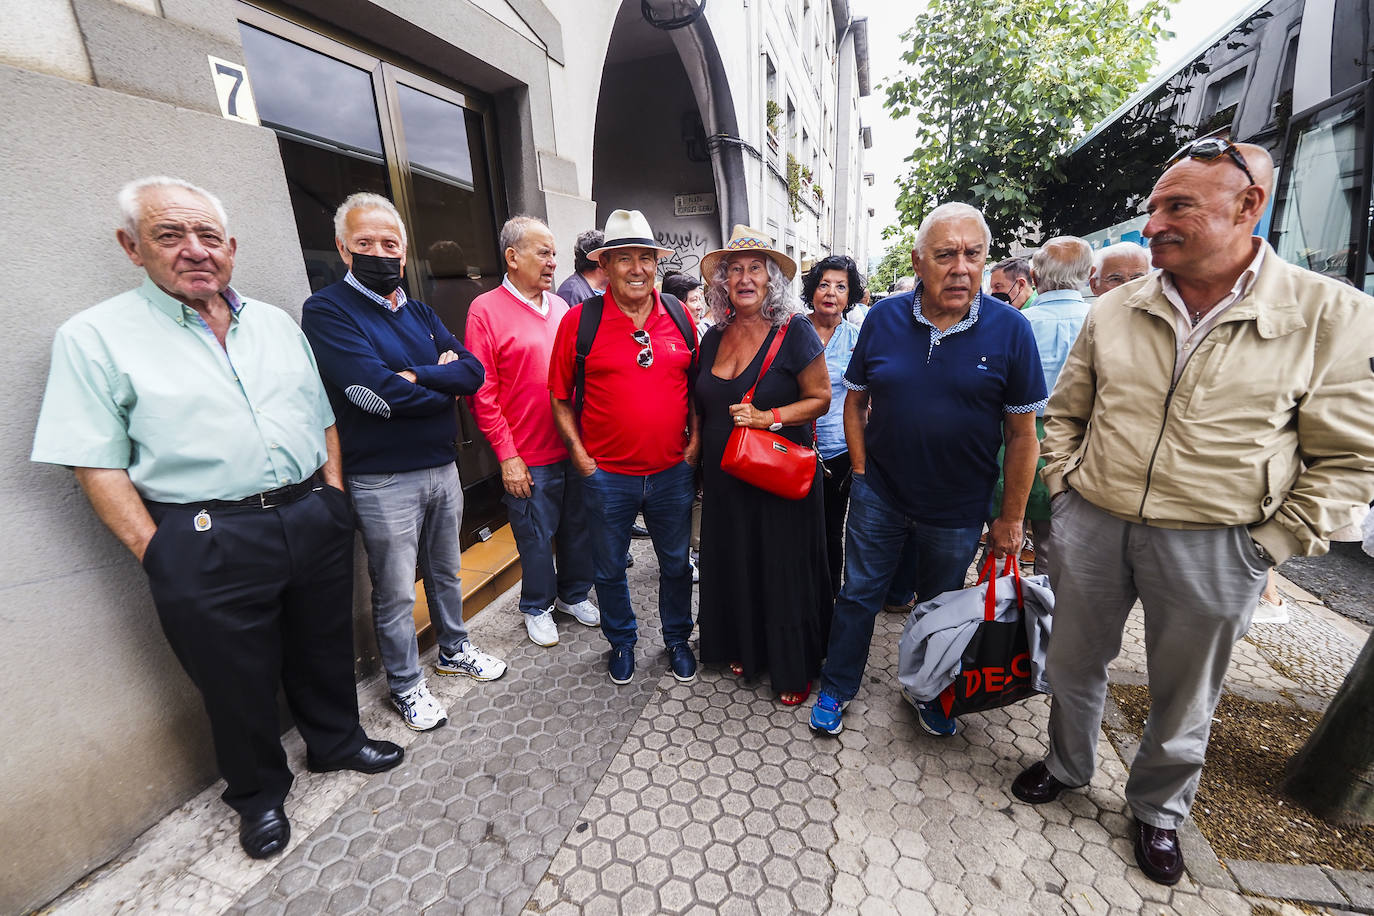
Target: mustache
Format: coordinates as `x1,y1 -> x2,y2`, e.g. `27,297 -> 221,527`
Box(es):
1150,234 -> 1185,246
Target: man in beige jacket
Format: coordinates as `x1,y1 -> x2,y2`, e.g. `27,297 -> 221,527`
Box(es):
1009,140 -> 1374,885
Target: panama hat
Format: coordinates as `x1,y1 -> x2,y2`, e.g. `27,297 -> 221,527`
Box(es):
586,209 -> 673,260
700,225 -> 797,282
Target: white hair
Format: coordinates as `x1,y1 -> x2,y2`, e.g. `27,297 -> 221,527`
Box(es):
1093,241 -> 1151,271
334,192 -> 407,247
1032,236 -> 1094,292
118,176 -> 228,236
913,202 -> 992,254
499,215 -> 550,255
705,255 -> 800,328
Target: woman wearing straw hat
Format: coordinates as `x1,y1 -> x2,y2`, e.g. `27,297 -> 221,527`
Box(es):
695,227 -> 833,705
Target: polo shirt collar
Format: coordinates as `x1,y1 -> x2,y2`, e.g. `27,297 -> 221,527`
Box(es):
345,270 -> 408,312
140,276 -> 244,321
911,282 -> 980,335
604,287 -> 665,318
1025,288 -> 1085,308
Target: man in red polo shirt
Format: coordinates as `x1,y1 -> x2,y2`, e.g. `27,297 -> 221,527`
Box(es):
549,209 -> 700,686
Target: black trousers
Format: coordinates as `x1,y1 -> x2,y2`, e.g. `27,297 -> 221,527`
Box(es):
820,451 -> 852,596
142,486 -> 365,816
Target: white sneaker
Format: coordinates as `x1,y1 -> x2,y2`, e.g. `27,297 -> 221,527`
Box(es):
392,681 -> 447,731
1252,594 -> 1290,625
436,641 -> 508,680
524,609 -> 559,647
555,598 -> 600,627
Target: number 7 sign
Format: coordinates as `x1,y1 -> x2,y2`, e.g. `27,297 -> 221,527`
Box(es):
208,56 -> 260,125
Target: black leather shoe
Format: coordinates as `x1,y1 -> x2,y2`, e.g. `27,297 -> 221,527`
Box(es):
1011,760 -> 1073,805
1133,819 -> 1185,885
307,738 -> 404,775
239,807 -> 289,859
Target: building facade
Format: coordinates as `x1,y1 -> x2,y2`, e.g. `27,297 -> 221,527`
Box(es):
0,1 -> 869,910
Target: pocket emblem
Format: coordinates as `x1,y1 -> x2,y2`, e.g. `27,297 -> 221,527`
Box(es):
193,510 -> 212,532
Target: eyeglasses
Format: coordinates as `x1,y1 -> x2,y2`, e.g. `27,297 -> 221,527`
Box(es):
1166,137 -> 1256,186
632,329 -> 653,368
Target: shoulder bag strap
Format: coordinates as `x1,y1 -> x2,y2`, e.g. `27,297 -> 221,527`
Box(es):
740,316 -> 791,406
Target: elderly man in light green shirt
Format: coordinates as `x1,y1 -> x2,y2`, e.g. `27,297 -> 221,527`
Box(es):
31,176 -> 402,861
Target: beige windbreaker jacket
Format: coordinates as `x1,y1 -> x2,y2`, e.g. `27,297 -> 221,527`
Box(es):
1041,241 -> 1374,565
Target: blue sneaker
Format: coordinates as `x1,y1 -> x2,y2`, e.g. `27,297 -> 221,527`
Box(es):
809,692 -> 846,736
916,700 -> 958,737
666,643 -> 697,683
608,645 -> 634,685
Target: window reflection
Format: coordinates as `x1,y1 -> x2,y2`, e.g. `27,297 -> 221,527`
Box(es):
1271,97 -> 1363,286
397,84 -> 475,188
240,25 -> 384,156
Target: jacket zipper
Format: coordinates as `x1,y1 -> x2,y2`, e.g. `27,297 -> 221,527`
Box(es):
1137,381 -> 1177,518
1137,320 -> 1227,517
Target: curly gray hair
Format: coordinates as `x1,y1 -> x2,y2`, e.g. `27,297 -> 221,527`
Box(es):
704,255 -> 800,328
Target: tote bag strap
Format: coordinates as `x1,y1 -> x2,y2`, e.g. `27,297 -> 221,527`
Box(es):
975,552 -> 1023,621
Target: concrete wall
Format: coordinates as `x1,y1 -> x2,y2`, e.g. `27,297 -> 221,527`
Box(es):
0,0 -> 600,911
591,53 -> 721,273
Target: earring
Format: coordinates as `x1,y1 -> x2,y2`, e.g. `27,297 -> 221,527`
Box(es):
726,303 -> 736,321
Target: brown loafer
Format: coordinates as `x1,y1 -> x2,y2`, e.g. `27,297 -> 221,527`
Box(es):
1011,760 -> 1073,805
1133,819 -> 1185,885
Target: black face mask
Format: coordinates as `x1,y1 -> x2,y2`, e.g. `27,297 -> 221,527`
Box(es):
349,251 -> 403,296
991,291 -> 1012,303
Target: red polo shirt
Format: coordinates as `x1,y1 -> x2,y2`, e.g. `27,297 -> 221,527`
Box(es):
549,290 -> 696,474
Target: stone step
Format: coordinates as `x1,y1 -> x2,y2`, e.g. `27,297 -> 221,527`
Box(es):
413,523 -> 521,649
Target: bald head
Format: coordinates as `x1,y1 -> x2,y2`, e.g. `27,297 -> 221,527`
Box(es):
1031,236 -> 1092,293
1090,243 -> 1151,296
1233,142 -> 1275,196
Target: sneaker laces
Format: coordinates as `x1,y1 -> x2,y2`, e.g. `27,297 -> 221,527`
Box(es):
817,693 -> 842,713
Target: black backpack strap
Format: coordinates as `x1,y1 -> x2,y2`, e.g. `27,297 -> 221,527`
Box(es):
573,294 -> 604,417
658,293 -> 699,405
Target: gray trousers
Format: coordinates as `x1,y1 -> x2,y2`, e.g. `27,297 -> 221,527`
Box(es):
1043,491 -> 1268,829
349,464 -> 470,695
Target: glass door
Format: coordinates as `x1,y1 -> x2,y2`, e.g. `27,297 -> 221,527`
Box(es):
238,6 -> 508,547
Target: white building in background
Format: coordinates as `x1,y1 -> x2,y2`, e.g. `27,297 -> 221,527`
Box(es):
1,2 -> 869,909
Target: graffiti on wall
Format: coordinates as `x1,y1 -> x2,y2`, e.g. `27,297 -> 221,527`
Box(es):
655,230 -> 710,278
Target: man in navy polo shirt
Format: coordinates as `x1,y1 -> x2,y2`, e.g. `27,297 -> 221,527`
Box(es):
810,202 -> 1046,738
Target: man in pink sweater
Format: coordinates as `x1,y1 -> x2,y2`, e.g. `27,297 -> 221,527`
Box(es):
467,217 -> 599,647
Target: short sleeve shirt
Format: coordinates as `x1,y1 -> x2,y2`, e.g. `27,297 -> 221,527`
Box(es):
844,289 -> 1047,525
815,319 -> 862,459
31,278 -> 333,502
549,290 -> 696,475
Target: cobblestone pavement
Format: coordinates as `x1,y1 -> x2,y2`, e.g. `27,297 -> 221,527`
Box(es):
46,543 -> 1372,915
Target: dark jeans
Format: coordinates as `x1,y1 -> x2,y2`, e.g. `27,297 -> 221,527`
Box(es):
580,461 -> 695,650
142,486 -> 365,816
818,473 -> 982,702
503,460 -> 595,616
820,451 -> 852,595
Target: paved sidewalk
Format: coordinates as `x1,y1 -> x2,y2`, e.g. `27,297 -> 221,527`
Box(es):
45,543 -> 1372,915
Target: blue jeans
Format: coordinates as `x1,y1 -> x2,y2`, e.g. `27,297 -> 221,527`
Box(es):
580,461 -> 695,650
503,460 -> 595,616
348,464 -> 470,695
819,473 -> 982,702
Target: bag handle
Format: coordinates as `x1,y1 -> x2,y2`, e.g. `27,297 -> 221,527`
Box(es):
975,551 -> 1023,621
740,317 -> 791,406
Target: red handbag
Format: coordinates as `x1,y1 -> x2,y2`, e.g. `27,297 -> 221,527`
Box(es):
720,318 -> 818,499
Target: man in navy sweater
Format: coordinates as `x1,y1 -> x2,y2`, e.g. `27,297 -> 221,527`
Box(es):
302,193 -> 507,733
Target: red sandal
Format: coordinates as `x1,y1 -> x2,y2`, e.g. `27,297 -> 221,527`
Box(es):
779,681 -> 812,706
729,661 -> 745,677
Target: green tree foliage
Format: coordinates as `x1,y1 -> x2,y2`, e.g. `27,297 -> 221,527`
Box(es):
870,231 -> 918,296
883,0 -> 1173,254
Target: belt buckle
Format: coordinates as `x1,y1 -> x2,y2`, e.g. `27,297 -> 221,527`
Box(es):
258,488 -> 284,510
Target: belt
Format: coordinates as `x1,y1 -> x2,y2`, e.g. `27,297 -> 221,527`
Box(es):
151,476 -> 322,512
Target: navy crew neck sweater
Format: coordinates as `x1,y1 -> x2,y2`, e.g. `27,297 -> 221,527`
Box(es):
302,280 -> 485,475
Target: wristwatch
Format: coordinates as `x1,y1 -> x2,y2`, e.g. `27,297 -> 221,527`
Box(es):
768,408 -> 783,432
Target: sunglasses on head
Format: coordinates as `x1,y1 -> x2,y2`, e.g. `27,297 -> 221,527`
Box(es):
1166,137 -> 1256,186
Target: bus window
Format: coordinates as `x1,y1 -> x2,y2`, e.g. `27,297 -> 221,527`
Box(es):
1269,95 -> 1365,287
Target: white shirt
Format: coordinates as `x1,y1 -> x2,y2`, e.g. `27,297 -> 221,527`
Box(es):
1160,241 -> 1265,384
502,274 -> 550,316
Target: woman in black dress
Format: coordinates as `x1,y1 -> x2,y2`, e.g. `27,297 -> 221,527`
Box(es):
694,228 -> 833,705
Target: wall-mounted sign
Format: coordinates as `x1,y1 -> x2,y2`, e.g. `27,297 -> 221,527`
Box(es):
673,192 -> 716,217
208,56 -> 260,125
